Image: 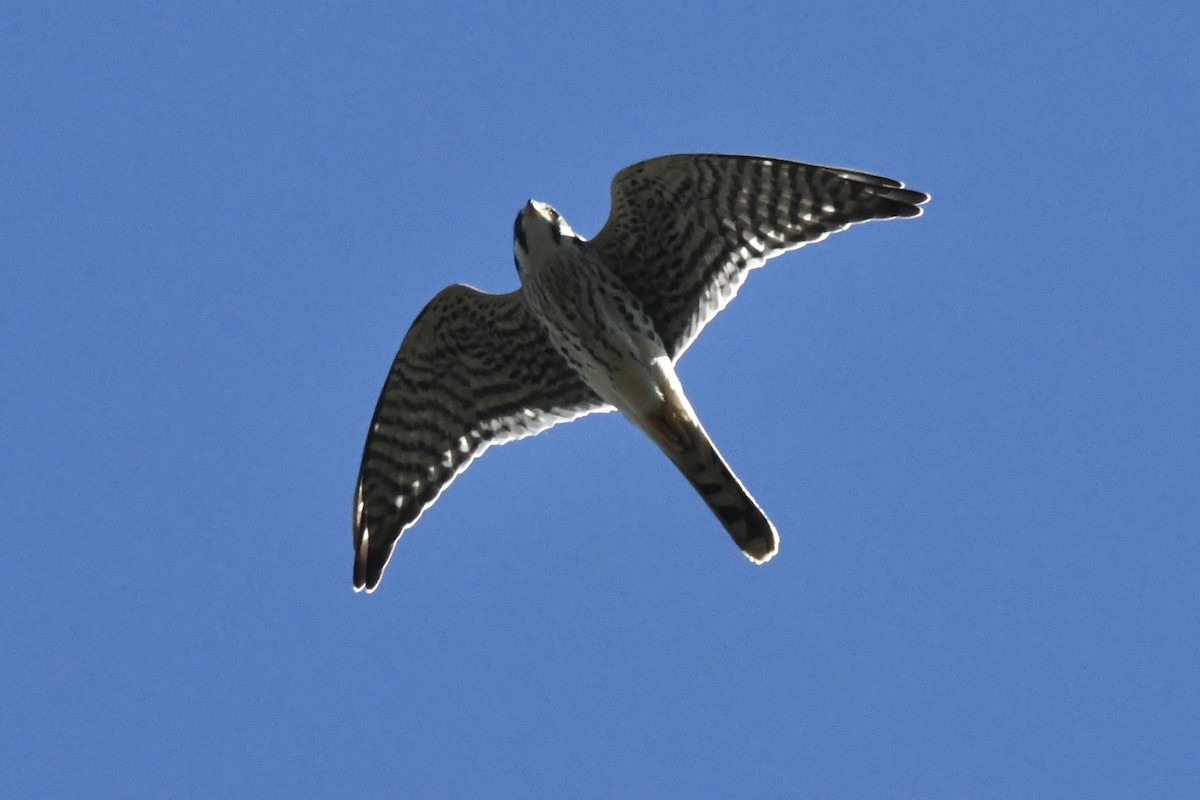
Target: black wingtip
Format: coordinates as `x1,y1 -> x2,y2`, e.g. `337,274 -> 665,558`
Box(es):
353,528 -> 371,592
894,196 -> 929,218
884,186 -> 931,210
352,537 -> 389,594
831,166 -> 907,189
352,565 -> 382,593
865,184 -> 930,220
353,481 -> 372,592
834,166 -> 930,218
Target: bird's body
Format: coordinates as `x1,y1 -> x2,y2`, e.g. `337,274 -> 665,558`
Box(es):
516,200 -> 779,564
517,201 -> 668,421
354,154 -> 928,591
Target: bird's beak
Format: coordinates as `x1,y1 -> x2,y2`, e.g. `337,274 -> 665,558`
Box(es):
525,200 -> 551,221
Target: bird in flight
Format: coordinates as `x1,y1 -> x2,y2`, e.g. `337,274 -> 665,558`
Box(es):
353,154 -> 928,591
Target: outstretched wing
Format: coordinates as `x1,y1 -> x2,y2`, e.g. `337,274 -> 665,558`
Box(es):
589,154 -> 929,359
353,285 -> 610,591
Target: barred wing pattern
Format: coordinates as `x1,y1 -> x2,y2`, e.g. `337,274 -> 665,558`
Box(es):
590,155 -> 929,359
353,285 -> 609,591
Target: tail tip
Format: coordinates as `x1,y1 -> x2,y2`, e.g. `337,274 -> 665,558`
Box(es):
741,529 -> 779,564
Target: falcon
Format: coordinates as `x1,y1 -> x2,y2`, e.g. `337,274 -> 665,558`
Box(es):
353,154 -> 928,591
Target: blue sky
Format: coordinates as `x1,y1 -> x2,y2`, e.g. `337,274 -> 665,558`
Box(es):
3,2 -> 1197,797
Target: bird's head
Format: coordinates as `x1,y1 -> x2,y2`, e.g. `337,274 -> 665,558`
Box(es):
513,200 -> 577,274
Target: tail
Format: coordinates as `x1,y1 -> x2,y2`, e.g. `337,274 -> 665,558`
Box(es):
644,401 -> 779,563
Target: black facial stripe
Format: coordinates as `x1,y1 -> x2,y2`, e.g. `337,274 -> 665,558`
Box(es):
513,211 -> 528,252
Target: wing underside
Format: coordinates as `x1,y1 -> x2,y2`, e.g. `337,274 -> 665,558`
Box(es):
353,285 -> 609,591
590,154 -> 929,358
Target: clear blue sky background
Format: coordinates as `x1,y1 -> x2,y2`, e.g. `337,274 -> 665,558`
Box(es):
4,3 -> 1197,797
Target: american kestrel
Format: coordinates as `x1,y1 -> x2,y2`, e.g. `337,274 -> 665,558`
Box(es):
353,154 -> 928,591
